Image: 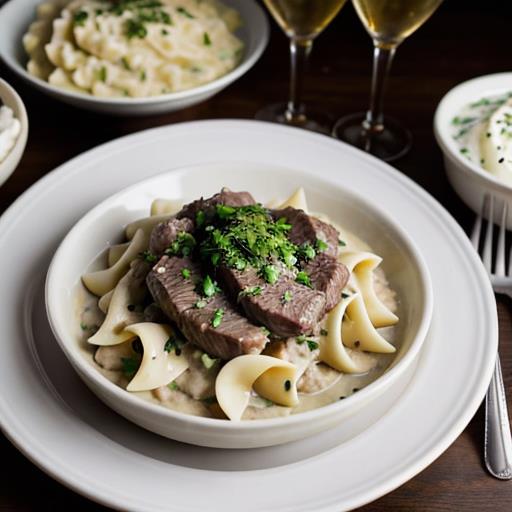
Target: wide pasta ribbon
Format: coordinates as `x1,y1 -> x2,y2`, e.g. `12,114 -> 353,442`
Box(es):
320,293 -> 395,374
215,355 -> 298,421
82,227 -> 148,296
123,323 -> 189,392
339,251 -> 398,328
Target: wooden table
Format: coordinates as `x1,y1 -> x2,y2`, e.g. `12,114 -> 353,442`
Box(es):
1,2 -> 511,510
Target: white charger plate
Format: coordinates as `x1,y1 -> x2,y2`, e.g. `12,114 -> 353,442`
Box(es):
0,120 -> 498,511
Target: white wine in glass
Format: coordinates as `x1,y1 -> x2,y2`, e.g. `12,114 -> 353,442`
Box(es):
256,0 -> 348,133
333,0 -> 443,161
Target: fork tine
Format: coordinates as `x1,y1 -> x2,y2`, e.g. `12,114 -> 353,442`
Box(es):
496,200 -> 507,277
483,195 -> 494,273
471,196 -> 484,251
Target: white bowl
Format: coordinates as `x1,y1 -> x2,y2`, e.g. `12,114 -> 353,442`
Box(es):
0,0 -> 269,116
0,78 -> 28,187
434,72 -> 512,228
45,162 -> 433,449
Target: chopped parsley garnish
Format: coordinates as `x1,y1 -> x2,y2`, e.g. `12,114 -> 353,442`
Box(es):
460,147 -> 469,154
98,66 -> 107,83
161,28 -> 169,35
121,356 -> 140,378
296,271 -> 312,287
164,334 -> 185,355
283,290 -> 293,303
140,69 -> 147,82
284,379 -> 291,391
177,6 -> 194,18
338,239 -> 346,247
125,18 -> 147,39
196,210 -> 206,227
203,32 -> 212,46
211,308 -> 224,328
260,326 -> 270,336
307,340 -> 319,351
181,268 -> 191,279
320,328 -> 328,336
316,239 -> 328,252
140,250 -> 157,263
80,322 -> 88,331
263,265 -> 279,284
202,275 -> 220,297
121,57 -> 131,70
195,299 -> 207,309
165,231 -> 196,257
300,243 -> 316,260
201,353 -> 219,369
341,292 -> 350,299
296,335 -> 318,351
168,381 -> 179,390
73,10 -> 88,26
238,285 -> 263,299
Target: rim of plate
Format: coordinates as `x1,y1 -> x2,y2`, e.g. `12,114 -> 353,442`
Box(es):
0,0 -> 269,106
433,71 -> 512,192
45,161 -> 433,430
0,120 -> 498,512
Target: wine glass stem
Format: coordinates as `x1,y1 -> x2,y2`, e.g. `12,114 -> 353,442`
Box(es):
364,43 -> 397,134
286,38 -> 313,123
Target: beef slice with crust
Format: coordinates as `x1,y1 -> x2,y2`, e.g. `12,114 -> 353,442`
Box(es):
149,217 -> 195,257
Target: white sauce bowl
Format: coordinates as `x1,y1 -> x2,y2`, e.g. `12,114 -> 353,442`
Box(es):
45,163 -> 433,449
0,0 -> 269,116
434,73 -> 512,228
0,78 -> 28,187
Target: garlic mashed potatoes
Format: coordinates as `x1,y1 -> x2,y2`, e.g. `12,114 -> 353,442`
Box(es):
23,0 -> 244,98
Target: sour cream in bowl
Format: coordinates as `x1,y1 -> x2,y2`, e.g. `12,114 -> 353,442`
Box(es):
434,73 -> 512,228
0,79 -> 28,187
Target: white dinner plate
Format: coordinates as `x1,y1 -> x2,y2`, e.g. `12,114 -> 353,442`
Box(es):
0,120 -> 498,511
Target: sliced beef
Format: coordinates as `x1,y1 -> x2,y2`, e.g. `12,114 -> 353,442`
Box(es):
149,217 -> 194,257
304,252 -> 349,311
177,188 -> 256,221
272,207 -> 349,312
272,207 -> 339,257
146,255 -> 268,359
217,265 -> 326,338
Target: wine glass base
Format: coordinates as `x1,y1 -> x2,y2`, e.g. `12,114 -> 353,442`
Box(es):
332,112 -> 412,162
255,103 -> 332,135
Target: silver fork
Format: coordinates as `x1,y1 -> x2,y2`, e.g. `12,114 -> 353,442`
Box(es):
471,195 -> 512,479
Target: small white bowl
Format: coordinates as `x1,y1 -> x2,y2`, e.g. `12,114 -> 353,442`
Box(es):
0,0 -> 269,116
45,163 -> 433,449
0,78 -> 28,187
434,73 -> 512,228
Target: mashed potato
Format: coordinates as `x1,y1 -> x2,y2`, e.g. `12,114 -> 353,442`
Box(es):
23,0 -> 244,98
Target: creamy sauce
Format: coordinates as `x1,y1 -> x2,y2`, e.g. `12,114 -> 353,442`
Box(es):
75,222 -> 399,420
0,105 -> 21,163
452,91 -> 512,185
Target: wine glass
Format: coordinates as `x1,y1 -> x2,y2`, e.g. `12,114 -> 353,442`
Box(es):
333,0 -> 444,161
256,0 -> 348,134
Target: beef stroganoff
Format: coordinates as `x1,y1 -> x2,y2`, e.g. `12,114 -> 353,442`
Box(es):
76,188 -> 399,421
23,0 -> 244,97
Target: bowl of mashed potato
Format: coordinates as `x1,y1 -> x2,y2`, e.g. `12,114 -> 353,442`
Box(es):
0,0 -> 269,115
0,79 -> 28,187
434,73 -> 512,228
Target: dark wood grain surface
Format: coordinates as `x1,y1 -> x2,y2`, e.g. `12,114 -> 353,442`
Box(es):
1,1 -> 512,510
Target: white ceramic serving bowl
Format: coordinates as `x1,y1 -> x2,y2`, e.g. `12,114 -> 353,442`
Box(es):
434,73 -> 512,229
0,0 -> 268,116
0,78 -> 28,187
46,162 -> 433,449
